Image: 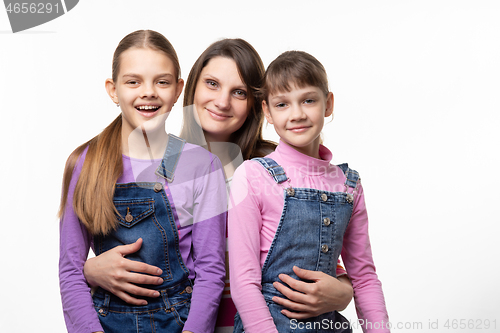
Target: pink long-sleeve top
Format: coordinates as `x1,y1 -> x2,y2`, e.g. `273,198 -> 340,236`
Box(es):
59,142 -> 227,333
228,141 -> 389,333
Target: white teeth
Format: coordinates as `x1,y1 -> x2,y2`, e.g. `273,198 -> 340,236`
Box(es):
137,105 -> 159,110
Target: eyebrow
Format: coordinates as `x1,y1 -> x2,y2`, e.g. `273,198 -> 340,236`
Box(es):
270,90 -> 319,101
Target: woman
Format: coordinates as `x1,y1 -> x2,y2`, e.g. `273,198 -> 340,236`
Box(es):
83,38 -> 353,332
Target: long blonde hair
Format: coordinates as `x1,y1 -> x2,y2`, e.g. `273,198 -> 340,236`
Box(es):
179,38 -> 276,160
59,30 -> 181,235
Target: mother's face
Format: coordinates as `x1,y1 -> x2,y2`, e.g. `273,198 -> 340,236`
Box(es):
193,56 -> 250,142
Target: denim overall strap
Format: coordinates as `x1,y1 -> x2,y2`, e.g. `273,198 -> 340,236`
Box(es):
155,133 -> 186,183
252,157 -> 289,184
337,163 -> 360,189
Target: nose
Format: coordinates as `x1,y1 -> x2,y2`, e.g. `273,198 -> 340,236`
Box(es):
141,82 -> 158,99
214,90 -> 231,111
289,104 -> 307,121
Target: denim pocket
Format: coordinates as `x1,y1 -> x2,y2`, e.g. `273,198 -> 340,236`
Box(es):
114,198 -> 155,228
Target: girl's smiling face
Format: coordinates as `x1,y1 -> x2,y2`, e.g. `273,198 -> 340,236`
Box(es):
263,85 -> 333,158
193,56 -> 249,142
106,47 -> 184,139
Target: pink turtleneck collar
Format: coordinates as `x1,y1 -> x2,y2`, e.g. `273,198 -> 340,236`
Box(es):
270,140 -> 334,177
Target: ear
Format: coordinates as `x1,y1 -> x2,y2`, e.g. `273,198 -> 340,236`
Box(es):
325,92 -> 334,118
174,78 -> 185,103
105,78 -> 119,105
262,100 -> 274,124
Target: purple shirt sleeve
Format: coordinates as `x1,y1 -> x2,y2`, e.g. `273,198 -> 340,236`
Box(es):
59,148 -> 104,333
181,148 -> 227,333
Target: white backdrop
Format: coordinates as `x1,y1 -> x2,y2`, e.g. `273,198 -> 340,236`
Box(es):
1,1 -> 499,332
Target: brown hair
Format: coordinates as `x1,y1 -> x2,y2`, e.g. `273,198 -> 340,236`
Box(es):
179,38 -> 276,160
59,30 -> 181,235
261,50 -> 329,103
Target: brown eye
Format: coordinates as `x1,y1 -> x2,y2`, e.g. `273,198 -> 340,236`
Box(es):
233,90 -> 247,100
206,80 -> 218,89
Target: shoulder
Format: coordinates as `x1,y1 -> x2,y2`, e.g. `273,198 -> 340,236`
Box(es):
335,163 -> 360,183
65,145 -> 90,180
182,142 -> 222,168
234,158 -> 271,179
174,143 -> 225,185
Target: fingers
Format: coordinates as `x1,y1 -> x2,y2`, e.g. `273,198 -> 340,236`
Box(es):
292,266 -> 322,281
117,280 -> 161,299
272,293 -> 308,312
121,258 -> 162,277
113,290 -> 148,306
117,238 -> 143,256
280,308 -> 315,320
273,280 -> 308,304
273,293 -> 319,319
119,268 -> 163,286
277,271 -> 315,295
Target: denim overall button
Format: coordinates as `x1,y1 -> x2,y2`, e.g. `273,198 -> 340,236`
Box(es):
321,244 -> 329,253
125,212 -> 133,223
154,182 -> 163,192
185,286 -> 193,294
286,188 -> 295,196
323,217 -> 331,226
321,193 -> 328,202
346,194 -> 353,203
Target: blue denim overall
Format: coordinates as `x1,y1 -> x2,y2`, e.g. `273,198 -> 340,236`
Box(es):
93,134 -> 193,333
234,157 -> 359,333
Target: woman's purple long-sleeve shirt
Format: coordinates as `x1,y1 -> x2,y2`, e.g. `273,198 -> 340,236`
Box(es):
59,142 -> 227,333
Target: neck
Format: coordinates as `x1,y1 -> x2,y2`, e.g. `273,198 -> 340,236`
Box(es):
207,141 -> 243,179
281,139 -> 321,159
122,126 -> 169,160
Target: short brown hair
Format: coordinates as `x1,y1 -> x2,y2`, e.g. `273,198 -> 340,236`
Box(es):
261,50 -> 329,103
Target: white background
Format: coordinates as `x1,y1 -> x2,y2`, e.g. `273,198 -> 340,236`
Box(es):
1,1 -> 499,332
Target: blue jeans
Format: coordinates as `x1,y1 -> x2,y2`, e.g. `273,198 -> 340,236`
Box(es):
234,157 -> 359,333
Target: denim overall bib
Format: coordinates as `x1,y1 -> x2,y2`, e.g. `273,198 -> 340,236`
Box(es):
234,157 -> 359,333
93,134 -> 193,333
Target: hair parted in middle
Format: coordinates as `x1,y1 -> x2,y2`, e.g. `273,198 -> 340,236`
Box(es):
260,50 -> 330,104
59,30 -> 181,236
179,38 -> 276,160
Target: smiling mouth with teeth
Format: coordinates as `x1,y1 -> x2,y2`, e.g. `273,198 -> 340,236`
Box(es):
136,105 -> 161,111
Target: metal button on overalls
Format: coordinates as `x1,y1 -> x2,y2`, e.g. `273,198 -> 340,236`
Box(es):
321,244 -> 329,253
321,193 -> 328,201
154,182 -> 163,192
323,217 -> 331,226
